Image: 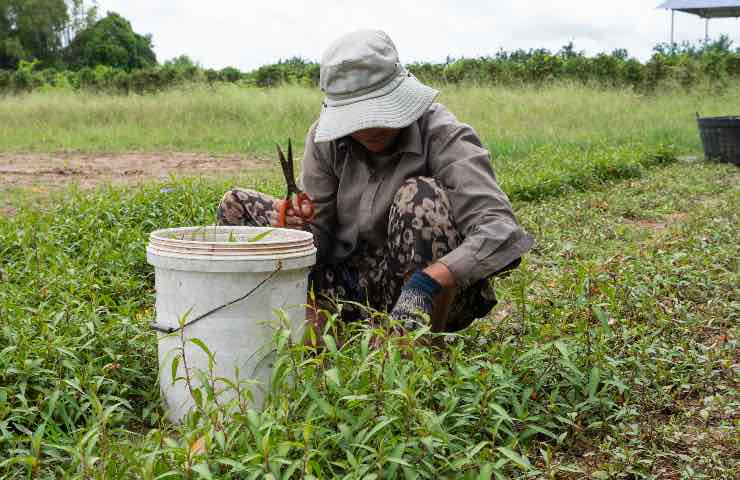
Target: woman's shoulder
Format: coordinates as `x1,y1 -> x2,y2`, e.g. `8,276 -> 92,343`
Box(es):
419,102 -> 478,147
304,120 -> 332,163
423,103 -> 461,125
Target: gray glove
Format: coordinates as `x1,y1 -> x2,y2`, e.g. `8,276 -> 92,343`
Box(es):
389,271 -> 442,331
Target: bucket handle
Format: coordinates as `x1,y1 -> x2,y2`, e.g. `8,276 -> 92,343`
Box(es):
150,262 -> 283,334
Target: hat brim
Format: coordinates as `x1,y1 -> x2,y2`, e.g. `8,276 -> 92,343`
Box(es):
314,75 -> 438,143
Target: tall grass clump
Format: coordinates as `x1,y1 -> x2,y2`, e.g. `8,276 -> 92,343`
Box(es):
439,82 -> 740,156
0,84 -> 321,154
3,82 -> 737,159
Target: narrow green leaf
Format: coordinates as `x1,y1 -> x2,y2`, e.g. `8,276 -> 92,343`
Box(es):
192,388 -> 203,408
496,447 -> 531,470
589,367 -> 601,398
521,425 -> 558,441
340,394 -> 373,402
387,457 -> 412,467
249,229 -> 274,243
324,368 -> 341,387
171,354 -> 181,386
322,335 -> 338,353
362,417 -> 397,443
306,385 -> 336,417
488,402 -> 513,423
189,338 -> 213,359
468,441 -> 489,458
191,463 -> 213,479
478,463 -> 495,480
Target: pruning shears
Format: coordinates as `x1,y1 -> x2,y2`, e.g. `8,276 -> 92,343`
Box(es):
276,138 -> 315,227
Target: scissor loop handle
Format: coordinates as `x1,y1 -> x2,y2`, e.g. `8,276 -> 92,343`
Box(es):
276,193 -> 315,228
276,199 -> 290,227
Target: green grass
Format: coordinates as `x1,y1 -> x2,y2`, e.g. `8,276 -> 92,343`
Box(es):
1,82 -> 737,477
5,81 -> 735,210
2,82 -> 739,157
1,159 -> 737,478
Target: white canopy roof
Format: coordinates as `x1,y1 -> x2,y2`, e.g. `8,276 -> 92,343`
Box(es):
658,0 -> 740,18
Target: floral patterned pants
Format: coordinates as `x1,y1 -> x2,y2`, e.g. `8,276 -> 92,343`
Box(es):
217,177 -> 499,332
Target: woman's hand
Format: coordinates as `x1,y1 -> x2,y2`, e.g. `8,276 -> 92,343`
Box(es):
423,262 -> 456,289
268,195 -> 314,228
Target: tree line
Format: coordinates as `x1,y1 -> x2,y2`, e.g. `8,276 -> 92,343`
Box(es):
2,1 -> 739,95
1,0 -> 155,70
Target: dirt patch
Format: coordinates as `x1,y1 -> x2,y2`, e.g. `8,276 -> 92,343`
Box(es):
0,152 -> 273,188
0,152 -> 276,216
627,212 -> 689,232
634,220 -> 668,230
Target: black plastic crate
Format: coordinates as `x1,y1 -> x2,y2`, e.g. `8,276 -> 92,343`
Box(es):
696,114 -> 740,166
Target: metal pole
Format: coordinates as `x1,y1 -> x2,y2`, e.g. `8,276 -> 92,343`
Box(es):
671,10 -> 675,44
705,18 -> 709,42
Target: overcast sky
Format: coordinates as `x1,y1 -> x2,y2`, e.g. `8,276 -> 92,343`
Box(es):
95,0 -> 740,70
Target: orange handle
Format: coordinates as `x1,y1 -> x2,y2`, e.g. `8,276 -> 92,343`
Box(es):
276,194 -> 314,227
276,199 -> 289,227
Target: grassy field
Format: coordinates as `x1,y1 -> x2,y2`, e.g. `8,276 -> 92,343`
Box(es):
0,84 -> 738,478
3,83 -> 740,157
5,81 -> 738,206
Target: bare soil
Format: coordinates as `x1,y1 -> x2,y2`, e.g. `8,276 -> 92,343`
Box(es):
0,152 -> 274,216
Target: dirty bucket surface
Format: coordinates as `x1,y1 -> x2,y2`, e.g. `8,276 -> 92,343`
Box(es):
147,226 -> 316,423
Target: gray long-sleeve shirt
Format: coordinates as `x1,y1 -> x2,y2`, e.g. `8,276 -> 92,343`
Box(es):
300,102 -> 534,289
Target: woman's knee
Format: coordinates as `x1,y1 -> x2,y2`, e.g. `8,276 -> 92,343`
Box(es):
389,176 -> 455,234
217,188 -> 274,227
392,177 -> 448,211
387,176 -> 460,272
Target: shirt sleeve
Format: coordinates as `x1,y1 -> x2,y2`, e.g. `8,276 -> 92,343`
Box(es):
300,124 -> 339,264
429,120 -> 534,289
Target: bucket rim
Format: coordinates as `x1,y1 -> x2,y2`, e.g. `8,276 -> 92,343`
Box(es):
146,245 -> 317,263
696,115 -> 740,126
147,226 -> 316,263
148,225 -> 314,247
696,115 -> 740,121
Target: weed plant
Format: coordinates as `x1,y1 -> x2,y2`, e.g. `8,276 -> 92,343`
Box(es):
1,159 -> 737,478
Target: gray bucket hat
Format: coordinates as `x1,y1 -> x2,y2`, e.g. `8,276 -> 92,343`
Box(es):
314,29 -> 439,143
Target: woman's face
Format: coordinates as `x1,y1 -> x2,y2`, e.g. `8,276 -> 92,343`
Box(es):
350,127 -> 401,153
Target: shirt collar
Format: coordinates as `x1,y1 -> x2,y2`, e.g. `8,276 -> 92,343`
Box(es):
395,121 -> 423,156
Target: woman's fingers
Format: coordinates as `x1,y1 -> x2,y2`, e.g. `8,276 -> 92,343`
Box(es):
287,216 -> 305,226
270,196 -> 312,228
300,201 -> 313,218
270,206 -> 305,227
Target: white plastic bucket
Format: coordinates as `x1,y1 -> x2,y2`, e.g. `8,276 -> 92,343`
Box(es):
146,226 -> 316,424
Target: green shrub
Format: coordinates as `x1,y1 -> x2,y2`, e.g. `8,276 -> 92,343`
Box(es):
219,66 -> 241,83
10,59 -> 39,92
65,12 -> 156,71
727,53 -> 740,76
0,69 -> 11,91
162,54 -> 201,83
